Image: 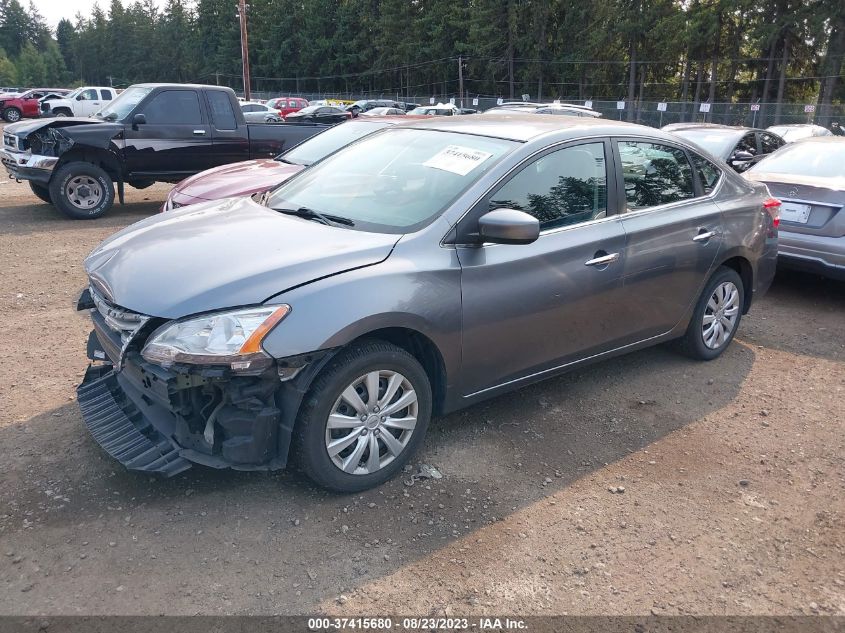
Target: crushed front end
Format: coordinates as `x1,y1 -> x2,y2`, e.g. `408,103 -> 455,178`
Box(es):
76,285 -> 309,477
1,126 -> 68,185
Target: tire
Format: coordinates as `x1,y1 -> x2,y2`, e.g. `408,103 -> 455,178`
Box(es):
2,107 -> 21,122
53,108 -> 72,117
48,162 -> 115,220
293,340 -> 433,492
29,182 -> 52,203
677,266 -> 744,360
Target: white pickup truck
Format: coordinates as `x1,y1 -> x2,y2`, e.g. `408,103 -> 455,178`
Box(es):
40,86 -> 119,118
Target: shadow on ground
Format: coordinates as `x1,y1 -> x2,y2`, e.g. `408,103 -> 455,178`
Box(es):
0,340 -> 755,613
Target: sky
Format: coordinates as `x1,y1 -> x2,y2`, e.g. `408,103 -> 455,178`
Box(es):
34,0 -> 166,27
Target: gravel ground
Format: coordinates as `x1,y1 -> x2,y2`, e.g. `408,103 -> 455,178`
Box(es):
0,162 -> 843,617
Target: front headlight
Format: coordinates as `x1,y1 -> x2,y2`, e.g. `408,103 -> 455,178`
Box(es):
141,305 -> 290,371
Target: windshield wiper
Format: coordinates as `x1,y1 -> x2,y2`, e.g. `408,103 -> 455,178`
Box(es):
275,206 -> 354,227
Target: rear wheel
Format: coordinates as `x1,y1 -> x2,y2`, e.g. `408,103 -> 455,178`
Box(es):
29,182 -> 52,204
2,107 -> 21,122
48,162 -> 115,220
677,266 -> 744,360
293,341 -> 432,492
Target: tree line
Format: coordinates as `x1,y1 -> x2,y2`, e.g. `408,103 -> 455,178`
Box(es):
0,0 -> 843,115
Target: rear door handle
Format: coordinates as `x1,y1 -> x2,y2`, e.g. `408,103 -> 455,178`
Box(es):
692,230 -> 716,242
193,129 -> 206,135
584,252 -> 620,267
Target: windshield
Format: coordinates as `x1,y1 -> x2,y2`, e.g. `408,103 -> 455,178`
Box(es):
267,128 -> 517,232
671,129 -> 738,159
95,86 -> 152,121
64,87 -> 82,100
295,106 -> 319,115
749,141 -> 845,179
281,121 -> 390,166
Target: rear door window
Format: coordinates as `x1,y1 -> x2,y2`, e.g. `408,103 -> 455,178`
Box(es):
206,90 -> 237,130
489,142 -> 609,230
736,133 -> 757,155
143,90 -> 203,125
99,89 -> 113,101
618,141 -> 696,209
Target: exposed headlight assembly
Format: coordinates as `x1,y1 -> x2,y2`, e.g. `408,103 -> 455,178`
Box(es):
141,305 -> 290,372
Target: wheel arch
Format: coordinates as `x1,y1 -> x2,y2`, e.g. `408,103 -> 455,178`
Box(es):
54,147 -> 123,183
289,325 -> 449,417
717,255 -> 754,314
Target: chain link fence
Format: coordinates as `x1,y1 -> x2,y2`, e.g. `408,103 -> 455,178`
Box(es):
244,89 -> 844,130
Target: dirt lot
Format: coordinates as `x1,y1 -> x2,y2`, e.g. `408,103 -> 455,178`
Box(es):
0,163 -> 843,618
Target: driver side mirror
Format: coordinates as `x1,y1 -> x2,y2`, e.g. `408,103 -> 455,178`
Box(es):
76,94 -> 85,101
131,113 -> 146,130
477,208 -> 540,245
731,150 -> 754,163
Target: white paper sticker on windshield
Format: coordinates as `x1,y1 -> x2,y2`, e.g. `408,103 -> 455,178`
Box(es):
423,145 -> 493,176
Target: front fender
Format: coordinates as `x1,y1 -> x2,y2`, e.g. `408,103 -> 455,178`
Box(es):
260,244 -> 462,394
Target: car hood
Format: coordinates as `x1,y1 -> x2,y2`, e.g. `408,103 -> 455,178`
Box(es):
172,159 -> 304,201
4,116 -> 112,136
84,196 -> 401,319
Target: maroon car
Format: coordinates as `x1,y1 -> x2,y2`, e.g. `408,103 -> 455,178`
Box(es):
1,88 -> 70,122
163,116 -> 424,210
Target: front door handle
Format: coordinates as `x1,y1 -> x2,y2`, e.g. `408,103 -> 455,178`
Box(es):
692,230 -> 716,242
584,252 -> 620,267
193,129 -> 206,135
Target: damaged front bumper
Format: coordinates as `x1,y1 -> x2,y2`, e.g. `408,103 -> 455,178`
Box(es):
76,290 -> 314,477
2,127 -> 72,184
1,146 -> 58,184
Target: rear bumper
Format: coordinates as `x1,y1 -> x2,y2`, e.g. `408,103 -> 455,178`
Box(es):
778,230 -> 845,280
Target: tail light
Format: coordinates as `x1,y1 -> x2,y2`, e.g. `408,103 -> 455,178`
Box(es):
763,197 -> 781,228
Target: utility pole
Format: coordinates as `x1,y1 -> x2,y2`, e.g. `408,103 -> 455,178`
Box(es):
458,56 -> 464,109
237,0 -> 251,101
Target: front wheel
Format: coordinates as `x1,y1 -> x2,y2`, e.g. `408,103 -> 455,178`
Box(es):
53,108 -> 72,117
2,107 -> 21,122
677,266 -> 744,360
29,182 -> 52,203
293,341 -> 432,492
48,162 -> 115,220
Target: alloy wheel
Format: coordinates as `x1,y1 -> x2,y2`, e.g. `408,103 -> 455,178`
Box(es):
65,176 -> 103,210
324,370 -> 418,475
702,281 -> 740,349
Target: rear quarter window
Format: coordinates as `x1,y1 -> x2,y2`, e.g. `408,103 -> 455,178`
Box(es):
690,152 -> 722,195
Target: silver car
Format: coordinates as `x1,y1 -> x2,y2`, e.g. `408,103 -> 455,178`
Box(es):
75,116 -> 778,491
240,101 -> 281,123
745,136 -> 845,279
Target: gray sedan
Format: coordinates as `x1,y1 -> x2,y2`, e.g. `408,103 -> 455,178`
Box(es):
745,137 -> 845,279
76,116 -> 778,491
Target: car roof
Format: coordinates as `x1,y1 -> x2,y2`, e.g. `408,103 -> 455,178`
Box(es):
668,123 -> 765,136
790,136 -> 845,144
397,113 -> 682,143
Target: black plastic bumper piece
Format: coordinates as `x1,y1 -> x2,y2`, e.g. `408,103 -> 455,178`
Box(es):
76,364 -> 192,477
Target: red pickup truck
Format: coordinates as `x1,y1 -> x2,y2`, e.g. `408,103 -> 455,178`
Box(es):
1,88 -> 71,122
